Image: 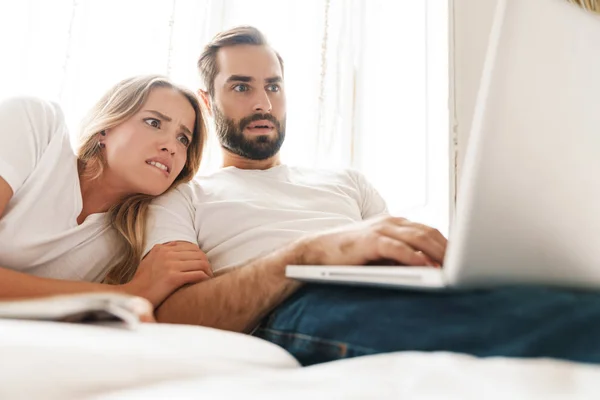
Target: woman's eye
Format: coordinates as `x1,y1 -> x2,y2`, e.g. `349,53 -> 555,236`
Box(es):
233,84 -> 249,93
178,135 -> 191,147
144,118 -> 161,128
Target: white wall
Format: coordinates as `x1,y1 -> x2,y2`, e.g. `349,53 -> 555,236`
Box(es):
450,0 -> 498,203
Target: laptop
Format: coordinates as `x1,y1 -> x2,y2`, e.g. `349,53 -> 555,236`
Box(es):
286,0 -> 600,291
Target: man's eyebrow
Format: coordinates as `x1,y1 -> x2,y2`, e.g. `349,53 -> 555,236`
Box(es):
225,76 -> 282,85
226,75 -> 253,83
145,110 -> 192,137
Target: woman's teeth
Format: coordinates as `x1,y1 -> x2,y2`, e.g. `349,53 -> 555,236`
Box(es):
147,161 -> 168,172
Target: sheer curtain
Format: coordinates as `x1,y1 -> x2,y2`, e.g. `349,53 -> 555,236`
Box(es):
0,0 -> 449,233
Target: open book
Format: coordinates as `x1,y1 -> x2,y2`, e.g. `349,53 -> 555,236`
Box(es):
0,293 -> 154,329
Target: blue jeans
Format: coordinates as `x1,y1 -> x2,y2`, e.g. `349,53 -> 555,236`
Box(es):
253,284 -> 600,366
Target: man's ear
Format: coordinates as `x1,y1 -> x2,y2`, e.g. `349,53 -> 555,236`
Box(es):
197,89 -> 213,117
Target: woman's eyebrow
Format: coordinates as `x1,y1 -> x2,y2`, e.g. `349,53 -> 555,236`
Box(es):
145,110 -> 192,137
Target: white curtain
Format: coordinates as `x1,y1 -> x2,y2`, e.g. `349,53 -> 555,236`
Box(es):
0,0 -> 449,233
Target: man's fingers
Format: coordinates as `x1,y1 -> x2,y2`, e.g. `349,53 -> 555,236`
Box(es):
380,216 -> 447,245
376,217 -> 447,258
403,221 -> 448,248
405,229 -> 445,264
380,225 -> 445,264
375,236 -> 434,266
415,251 -> 442,268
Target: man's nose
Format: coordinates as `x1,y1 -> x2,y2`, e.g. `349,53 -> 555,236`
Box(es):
253,90 -> 272,113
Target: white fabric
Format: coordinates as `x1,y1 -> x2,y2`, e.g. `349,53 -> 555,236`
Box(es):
0,319 -> 299,400
1,319 -> 599,400
145,165 -> 388,271
0,97 -> 122,282
95,353 -> 600,400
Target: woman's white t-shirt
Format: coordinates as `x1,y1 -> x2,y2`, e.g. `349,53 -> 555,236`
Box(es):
0,97 -> 123,282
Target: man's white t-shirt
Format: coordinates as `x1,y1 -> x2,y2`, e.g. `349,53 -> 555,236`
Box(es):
145,165 -> 388,272
0,97 -> 123,282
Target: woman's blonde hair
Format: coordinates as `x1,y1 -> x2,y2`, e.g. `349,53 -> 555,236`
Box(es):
77,75 -> 206,285
567,0 -> 599,12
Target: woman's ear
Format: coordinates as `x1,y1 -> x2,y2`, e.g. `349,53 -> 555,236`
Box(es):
197,89 -> 212,116
98,130 -> 107,148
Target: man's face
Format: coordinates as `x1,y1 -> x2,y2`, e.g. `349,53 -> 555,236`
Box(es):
211,44 -> 286,160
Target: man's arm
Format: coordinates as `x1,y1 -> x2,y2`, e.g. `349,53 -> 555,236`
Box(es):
156,238 -> 307,332
156,216 -> 447,331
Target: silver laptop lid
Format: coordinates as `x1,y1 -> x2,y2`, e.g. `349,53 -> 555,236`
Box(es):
445,0 -> 600,288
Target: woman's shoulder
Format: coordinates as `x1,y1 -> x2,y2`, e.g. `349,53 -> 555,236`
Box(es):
150,180 -> 201,208
0,95 -> 64,120
0,96 -> 72,193
0,95 -> 68,141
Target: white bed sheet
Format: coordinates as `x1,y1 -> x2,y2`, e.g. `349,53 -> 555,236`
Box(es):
0,319 -> 298,399
1,319 -> 599,399
97,353 -> 600,400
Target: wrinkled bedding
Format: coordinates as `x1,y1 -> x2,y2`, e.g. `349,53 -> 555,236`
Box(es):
1,320 -> 598,399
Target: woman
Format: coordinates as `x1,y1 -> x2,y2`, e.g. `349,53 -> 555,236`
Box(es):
0,75 -> 212,309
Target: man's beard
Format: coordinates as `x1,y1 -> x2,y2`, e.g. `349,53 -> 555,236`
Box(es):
213,106 -> 286,161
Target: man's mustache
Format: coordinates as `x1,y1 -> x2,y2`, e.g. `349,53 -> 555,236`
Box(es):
238,113 -> 281,131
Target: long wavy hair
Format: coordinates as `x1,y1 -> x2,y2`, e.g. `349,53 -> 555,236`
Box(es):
567,0 -> 599,12
77,75 -> 206,284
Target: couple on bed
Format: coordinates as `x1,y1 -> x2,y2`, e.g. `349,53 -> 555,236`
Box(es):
2,26 -> 599,367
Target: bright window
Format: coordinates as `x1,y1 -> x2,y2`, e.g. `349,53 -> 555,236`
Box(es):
0,0 -> 449,233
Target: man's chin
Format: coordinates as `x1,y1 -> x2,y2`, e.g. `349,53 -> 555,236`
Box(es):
240,146 -> 280,160
220,130 -> 284,160
242,133 -> 275,142
243,127 -> 276,136
244,148 -> 278,160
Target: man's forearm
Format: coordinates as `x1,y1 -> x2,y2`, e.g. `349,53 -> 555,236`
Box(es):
155,239 -> 310,332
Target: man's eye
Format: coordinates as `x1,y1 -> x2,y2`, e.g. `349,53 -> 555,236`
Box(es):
144,118 -> 161,128
233,84 -> 249,92
267,84 -> 280,92
178,134 -> 190,147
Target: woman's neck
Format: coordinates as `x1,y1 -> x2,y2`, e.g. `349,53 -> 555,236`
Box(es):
77,162 -> 128,224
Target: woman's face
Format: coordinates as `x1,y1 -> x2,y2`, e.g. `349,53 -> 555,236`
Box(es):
101,87 -> 196,196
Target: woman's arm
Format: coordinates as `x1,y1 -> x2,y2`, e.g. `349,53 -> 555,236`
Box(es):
1,177 -> 121,299
0,266 -> 127,300
0,177 -> 211,304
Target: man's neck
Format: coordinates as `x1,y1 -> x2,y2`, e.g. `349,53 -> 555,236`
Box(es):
221,150 -> 281,170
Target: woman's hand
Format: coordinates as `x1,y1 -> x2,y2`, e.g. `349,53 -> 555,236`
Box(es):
123,241 -> 212,308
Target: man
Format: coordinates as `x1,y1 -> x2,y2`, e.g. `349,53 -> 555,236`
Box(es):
144,26 -> 600,366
